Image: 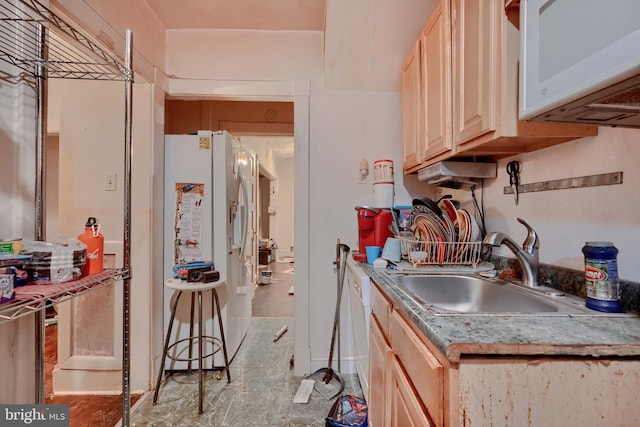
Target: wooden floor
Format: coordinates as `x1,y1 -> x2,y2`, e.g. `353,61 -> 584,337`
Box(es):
45,323 -> 142,427
252,257 -> 295,317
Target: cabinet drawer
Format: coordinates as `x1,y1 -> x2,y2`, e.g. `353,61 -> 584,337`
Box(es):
371,282 -> 392,339
391,356 -> 435,427
369,315 -> 392,427
390,310 -> 444,427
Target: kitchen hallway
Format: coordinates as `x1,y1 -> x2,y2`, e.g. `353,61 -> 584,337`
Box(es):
128,321 -> 363,426
128,262 -> 364,426
253,257 -> 295,318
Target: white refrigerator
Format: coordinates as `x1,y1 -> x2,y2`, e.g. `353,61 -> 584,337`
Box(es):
163,130 -> 254,370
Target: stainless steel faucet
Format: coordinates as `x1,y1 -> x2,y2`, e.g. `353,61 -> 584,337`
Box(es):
483,218 -> 539,287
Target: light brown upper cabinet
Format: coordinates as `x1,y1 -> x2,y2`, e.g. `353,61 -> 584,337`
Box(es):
421,0 -> 453,162
403,0 -> 597,174
401,40 -> 422,171
402,0 -> 453,172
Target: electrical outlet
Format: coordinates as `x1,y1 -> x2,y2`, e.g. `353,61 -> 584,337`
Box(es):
236,286 -> 247,295
105,173 -> 117,191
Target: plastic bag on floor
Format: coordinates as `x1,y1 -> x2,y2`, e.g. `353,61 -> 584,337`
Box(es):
325,393 -> 368,427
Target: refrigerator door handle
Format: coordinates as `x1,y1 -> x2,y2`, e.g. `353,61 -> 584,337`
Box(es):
238,165 -> 249,261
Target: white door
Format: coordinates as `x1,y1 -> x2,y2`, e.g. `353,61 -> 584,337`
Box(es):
54,242 -> 123,393
241,151 -> 258,295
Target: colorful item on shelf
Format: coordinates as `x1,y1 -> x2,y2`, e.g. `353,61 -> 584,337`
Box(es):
0,273 -> 14,304
22,239 -> 87,283
172,261 -> 215,280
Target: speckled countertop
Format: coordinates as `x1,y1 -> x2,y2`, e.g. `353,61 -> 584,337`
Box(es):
360,263 -> 640,363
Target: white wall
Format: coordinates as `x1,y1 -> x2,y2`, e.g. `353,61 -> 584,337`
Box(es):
0,60 -> 37,403
274,156 -> 294,257
449,127 -> 640,282
167,29 -> 324,82
52,0 -> 162,83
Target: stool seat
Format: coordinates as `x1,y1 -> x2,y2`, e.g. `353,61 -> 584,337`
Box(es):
153,276 -> 231,414
165,277 -> 227,292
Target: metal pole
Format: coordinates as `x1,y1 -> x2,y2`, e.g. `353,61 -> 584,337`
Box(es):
121,29 -> 133,427
34,23 -> 47,404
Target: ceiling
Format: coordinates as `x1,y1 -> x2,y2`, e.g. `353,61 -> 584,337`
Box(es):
144,0 -> 326,32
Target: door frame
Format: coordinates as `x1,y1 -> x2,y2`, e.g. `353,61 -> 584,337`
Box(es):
164,80 -> 312,376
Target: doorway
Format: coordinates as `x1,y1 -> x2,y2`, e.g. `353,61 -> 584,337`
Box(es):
246,141 -> 295,318
164,91 -> 311,376
164,102 -> 296,317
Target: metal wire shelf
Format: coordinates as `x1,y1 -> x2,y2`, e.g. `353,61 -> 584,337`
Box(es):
0,0 -> 130,80
0,1 -> 133,419
0,269 -> 128,325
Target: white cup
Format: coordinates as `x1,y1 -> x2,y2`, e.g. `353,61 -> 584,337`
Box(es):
381,237 -> 402,263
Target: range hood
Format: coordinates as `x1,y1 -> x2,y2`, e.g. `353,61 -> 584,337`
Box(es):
417,161 -> 497,189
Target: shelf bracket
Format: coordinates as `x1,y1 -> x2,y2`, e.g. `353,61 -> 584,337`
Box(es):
503,171 -> 623,195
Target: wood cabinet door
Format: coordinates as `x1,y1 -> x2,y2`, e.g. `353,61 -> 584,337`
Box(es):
371,282 -> 392,338
390,357 -> 435,427
420,0 -> 453,161
390,310 -> 444,426
369,315 -> 392,427
452,0 -> 498,145
402,40 -> 422,171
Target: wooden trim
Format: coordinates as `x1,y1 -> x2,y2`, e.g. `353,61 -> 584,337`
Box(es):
219,121 -> 293,136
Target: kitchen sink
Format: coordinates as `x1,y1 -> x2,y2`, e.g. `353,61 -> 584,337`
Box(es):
395,274 -> 631,316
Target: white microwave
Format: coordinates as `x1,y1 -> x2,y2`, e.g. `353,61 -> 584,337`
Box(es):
520,0 -> 640,127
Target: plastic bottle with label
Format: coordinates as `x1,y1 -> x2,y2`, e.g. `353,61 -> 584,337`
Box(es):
582,241 -> 621,312
78,217 -> 104,276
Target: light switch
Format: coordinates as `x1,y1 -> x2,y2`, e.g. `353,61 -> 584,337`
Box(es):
105,173 -> 117,191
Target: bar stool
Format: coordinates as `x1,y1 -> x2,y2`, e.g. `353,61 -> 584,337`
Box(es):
153,276 -> 231,413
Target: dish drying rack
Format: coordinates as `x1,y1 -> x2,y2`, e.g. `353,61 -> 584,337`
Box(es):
398,237 -> 483,267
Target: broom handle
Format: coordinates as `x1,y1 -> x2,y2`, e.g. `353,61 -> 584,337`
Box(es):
332,239 -> 350,373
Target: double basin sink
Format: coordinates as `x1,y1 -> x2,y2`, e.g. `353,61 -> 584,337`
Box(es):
395,274 -> 631,316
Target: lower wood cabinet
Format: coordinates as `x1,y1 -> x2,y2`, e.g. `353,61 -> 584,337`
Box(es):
369,282 -> 443,427
390,357 -> 435,427
369,280 -> 640,426
390,310 -> 443,426
368,315 -> 391,427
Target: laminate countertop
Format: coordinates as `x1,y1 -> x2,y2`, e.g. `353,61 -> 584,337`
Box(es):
361,263 -> 640,362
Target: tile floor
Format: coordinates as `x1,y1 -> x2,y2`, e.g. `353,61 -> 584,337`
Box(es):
129,317 -> 363,426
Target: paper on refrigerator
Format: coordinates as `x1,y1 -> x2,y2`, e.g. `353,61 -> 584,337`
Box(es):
173,183 -> 205,264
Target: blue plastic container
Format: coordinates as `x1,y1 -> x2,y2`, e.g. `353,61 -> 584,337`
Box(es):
582,241 -> 622,312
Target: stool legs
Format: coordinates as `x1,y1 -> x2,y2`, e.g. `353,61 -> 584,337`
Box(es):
153,286 -> 231,412
197,290 -> 204,413
188,292 -> 195,374
213,289 -> 231,383
153,290 -> 183,405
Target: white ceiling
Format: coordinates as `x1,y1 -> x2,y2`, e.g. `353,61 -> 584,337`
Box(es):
144,0 -> 326,31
